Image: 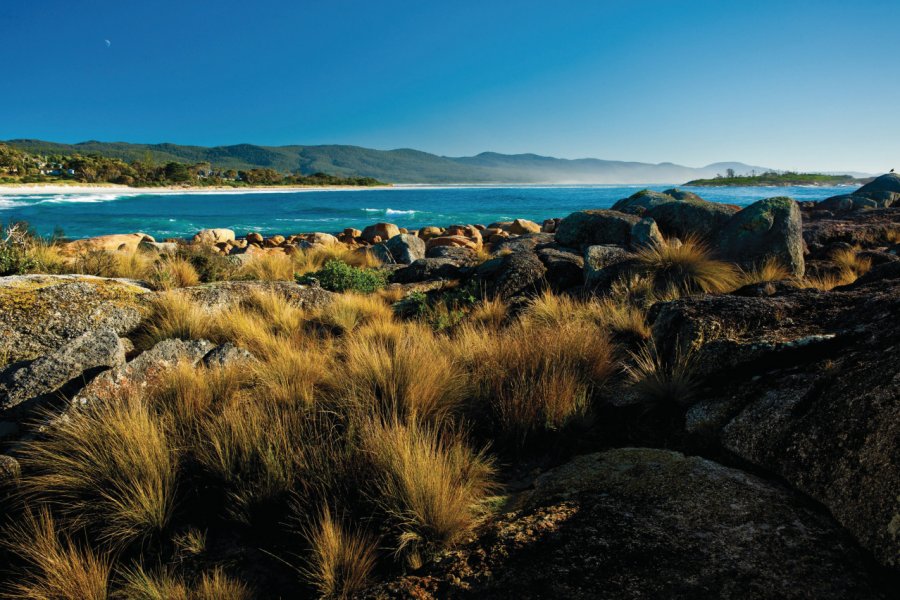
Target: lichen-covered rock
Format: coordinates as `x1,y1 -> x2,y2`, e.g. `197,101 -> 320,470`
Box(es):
536,247 -> 583,291
1,329 -> 125,412
180,281 -> 333,312
714,197 -> 804,277
391,258 -> 462,284
611,189 -> 676,214
629,217 -> 664,248
367,448 -> 883,599
802,206 -> 899,251
855,172 -> 900,197
645,198 -> 738,239
554,210 -> 639,249
584,244 -> 632,289
384,233 -> 427,264
0,275 -> 151,364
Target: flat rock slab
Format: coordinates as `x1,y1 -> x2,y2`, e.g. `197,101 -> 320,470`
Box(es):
0,275 -> 151,364
368,448 -> 884,599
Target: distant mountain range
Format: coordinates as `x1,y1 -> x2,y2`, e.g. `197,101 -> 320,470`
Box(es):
4,139 -> 775,184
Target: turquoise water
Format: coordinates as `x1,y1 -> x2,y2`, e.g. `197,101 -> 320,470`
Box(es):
0,184 -> 849,240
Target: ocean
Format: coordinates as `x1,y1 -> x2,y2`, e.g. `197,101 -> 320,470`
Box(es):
0,184 -> 850,240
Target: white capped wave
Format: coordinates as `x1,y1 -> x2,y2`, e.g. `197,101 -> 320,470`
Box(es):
363,207 -> 417,215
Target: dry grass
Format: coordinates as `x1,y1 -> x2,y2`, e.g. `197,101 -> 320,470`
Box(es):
25,240 -> 69,274
363,419 -> 495,566
137,291 -> 217,349
238,252 -> 296,281
293,244 -> 381,276
633,237 -> 740,295
17,390 -> 176,547
116,565 -> 252,600
376,285 -> 408,304
467,296 -> 508,330
148,256 -> 200,290
251,343 -> 333,407
625,341 -> 699,406
312,292 -> 393,335
4,509 -> 110,600
830,247 -> 872,279
459,320 -> 615,447
739,257 -> 794,286
523,290 -> 650,341
303,507 -> 379,599
338,321 -> 467,423
73,249 -> 156,280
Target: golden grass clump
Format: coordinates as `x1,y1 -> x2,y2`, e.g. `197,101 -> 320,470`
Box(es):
148,256 -> 201,290
625,341 -> 699,406
363,419 -> 495,566
467,296 -> 508,330
523,290 -> 650,341
337,321 -> 467,423
312,292 -> 394,334
4,509 -> 110,600
25,240 -> 69,274
633,236 -> 741,295
251,342 -> 333,407
73,249 -> 156,280
739,257 -> 794,286
293,244 -> 380,276
830,247 -> 872,279
116,565 -> 252,600
17,391 -> 176,547
458,320 -> 615,447
137,291 -> 217,349
303,507 -> 379,599
238,252 -> 296,281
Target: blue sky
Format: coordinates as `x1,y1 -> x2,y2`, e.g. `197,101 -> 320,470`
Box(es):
2,0 -> 898,172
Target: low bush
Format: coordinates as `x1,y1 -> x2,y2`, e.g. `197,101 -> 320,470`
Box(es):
297,259 -> 388,293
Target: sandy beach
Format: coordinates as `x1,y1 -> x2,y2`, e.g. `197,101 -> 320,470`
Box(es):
0,183 -> 394,195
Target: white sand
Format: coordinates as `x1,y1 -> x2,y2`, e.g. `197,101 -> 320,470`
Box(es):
0,183 -> 393,195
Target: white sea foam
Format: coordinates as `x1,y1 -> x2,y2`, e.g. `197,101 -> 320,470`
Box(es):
362,207 -> 417,215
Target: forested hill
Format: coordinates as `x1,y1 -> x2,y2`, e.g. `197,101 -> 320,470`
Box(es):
3,139 -> 769,184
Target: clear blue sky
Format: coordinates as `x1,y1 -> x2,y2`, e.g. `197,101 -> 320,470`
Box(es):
2,0 -> 897,172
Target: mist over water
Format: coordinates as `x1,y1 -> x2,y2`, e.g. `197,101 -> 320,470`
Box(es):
0,185 -> 850,240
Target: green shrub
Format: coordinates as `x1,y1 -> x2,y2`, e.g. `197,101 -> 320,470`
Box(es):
297,259 -> 387,294
0,244 -> 36,275
393,291 -> 429,318
177,247 -> 241,282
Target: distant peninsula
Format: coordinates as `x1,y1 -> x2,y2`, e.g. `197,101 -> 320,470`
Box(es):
685,171 -> 867,187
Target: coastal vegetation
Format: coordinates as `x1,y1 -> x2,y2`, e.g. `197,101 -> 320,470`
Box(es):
1,175 -> 899,597
0,144 -> 383,188
685,169 -> 863,187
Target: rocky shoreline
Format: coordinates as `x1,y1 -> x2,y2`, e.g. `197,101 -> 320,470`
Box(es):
0,174 -> 898,598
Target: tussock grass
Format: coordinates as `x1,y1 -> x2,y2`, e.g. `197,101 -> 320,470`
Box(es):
137,291 -> 217,349
633,237 -> 740,295
311,292 -> 393,334
17,390 -> 176,547
251,343 -> 333,407
293,244 -> 380,276
117,565 -> 251,600
830,247 -> 872,279
148,256 -> 200,290
4,509 -> 110,600
73,249 -> 156,280
338,321 -> 467,423
363,419 -> 495,566
459,320 -> 615,447
25,240 -> 69,274
625,341 -> 699,406
467,296 -> 508,330
523,290 -> 650,341
238,252 -> 296,281
739,257 -> 794,286
303,507 -> 379,599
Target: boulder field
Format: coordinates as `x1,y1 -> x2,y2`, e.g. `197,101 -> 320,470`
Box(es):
1,175 -> 898,597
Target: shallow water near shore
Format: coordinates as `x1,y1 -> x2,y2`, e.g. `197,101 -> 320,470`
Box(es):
0,184 -> 851,240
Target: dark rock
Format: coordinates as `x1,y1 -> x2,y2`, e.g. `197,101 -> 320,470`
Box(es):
645,199 -> 738,240
0,454 -> 19,484
368,448 -> 883,599
476,251 -> 547,300
629,217 -> 664,248
384,233 -> 426,264
554,210 -> 640,249
663,188 -> 706,202
493,232 -> 555,254
715,197 -> 804,277
651,277 -> 900,568
802,207 -> 900,250
0,275 -> 151,364
424,245 -> 478,264
584,244 -> 632,289
536,247 -> 583,291
0,329 -> 126,412
855,172 -> 900,197
818,194 -> 876,212
391,259 -> 462,284
368,243 -> 396,265
610,189 -> 676,214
